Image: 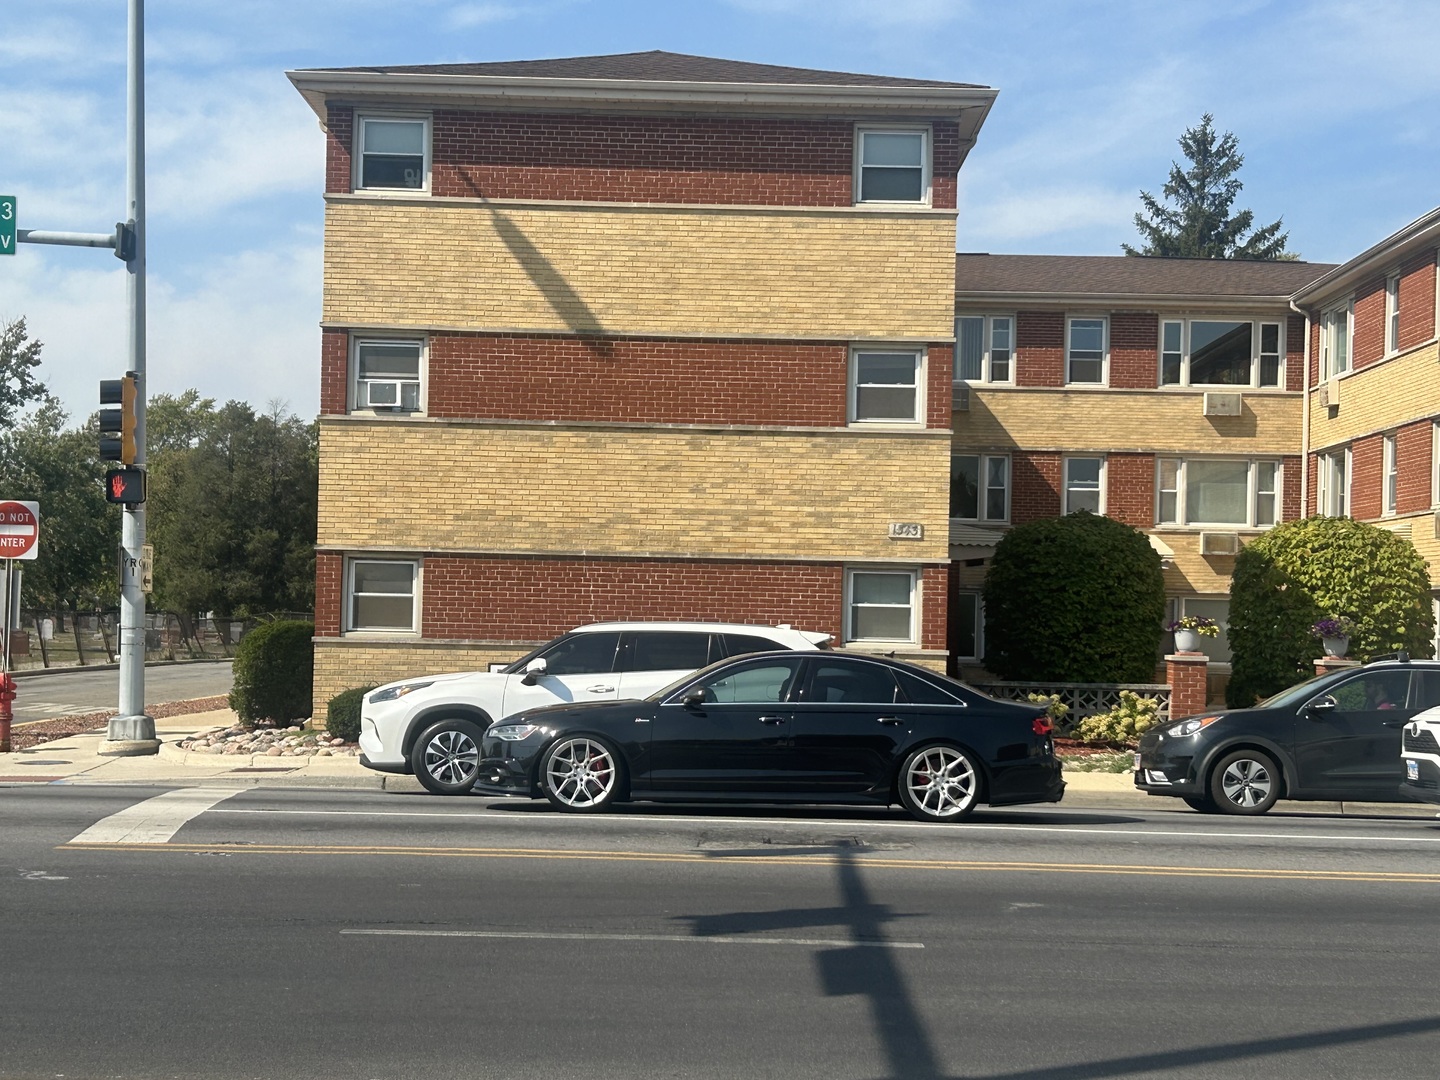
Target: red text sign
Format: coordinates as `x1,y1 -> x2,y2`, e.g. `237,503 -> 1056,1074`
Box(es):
0,501 -> 40,560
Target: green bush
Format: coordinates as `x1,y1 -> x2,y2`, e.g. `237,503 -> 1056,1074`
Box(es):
983,511 -> 1166,682
229,619 -> 315,726
325,685 -> 377,743
1074,690 -> 1162,746
1227,518 -> 1433,707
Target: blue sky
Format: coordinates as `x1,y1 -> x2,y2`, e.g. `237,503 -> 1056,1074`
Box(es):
4,0 -> 1439,423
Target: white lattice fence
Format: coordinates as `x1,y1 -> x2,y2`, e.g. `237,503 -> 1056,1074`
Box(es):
973,681 -> 1172,723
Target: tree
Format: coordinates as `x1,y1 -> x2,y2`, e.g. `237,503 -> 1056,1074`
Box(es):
1123,114 -> 1295,260
1226,517 -> 1434,707
982,512 -> 1166,683
0,318 -> 47,429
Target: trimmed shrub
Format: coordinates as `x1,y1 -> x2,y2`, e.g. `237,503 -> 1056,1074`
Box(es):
1227,517 -> 1433,707
325,685 -> 377,743
983,511 -> 1166,683
1074,690 -> 1162,746
229,619 -> 315,726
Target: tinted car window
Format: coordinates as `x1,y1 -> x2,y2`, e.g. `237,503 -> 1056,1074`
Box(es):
536,632 -> 622,676
720,633 -> 785,658
805,660 -> 899,704
894,667 -> 966,705
1414,671 -> 1440,709
696,661 -> 798,704
1326,671 -> 1410,711
628,632 -> 713,672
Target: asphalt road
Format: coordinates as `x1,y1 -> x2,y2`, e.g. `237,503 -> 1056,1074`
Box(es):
7,660 -> 233,721
3,787 -> 1439,1080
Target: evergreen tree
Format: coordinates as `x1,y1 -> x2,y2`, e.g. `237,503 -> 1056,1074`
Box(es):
1124,114 -> 1295,260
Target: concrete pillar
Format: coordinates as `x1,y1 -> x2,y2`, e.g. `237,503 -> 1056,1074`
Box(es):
1166,652 -> 1210,719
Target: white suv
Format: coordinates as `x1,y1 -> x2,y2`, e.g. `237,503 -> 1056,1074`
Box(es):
358,621 -> 833,794
1401,705 -> 1440,805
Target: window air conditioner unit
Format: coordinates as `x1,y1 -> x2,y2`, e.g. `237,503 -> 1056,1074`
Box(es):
1200,531 -> 1241,556
954,385 -> 970,412
1202,391 -> 1242,417
1433,510 -> 1440,541
1319,377 -> 1340,408
363,380 -> 408,410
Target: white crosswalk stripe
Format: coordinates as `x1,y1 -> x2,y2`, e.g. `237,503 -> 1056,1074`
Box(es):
70,788 -> 241,845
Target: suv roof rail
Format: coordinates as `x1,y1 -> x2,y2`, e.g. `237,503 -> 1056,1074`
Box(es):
1364,650 -> 1410,664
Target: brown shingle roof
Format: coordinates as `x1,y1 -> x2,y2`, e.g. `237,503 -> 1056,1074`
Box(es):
956,254 -> 1336,300
312,50 -> 987,89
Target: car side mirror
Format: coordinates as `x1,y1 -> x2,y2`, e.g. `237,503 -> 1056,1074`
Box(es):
1305,695 -> 1337,716
521,658 -> 547,686
681,690 -> 705,707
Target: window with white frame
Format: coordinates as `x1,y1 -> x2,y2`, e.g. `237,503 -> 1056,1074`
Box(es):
1066,317 -> 1106,385
851,348 -> 922,424
952,590 -> 982,660
1159,318 -> 1283,387
1384,433 -> 1398,516
1064,456 -> 1104,515
355,115 -> 429,192
1171,597 -> 1233,664
846,569 -> 916,644
1320,301 -> 1352,379
353,338 -> 423,413
1386,273 -> 1402,355
855,128 -> 929,204
347,559 -> 418,633
951,453 -> 1009,522
1157,458 -> 1280,527
1317,449 -> 1349,517
955,315 -> 1013,383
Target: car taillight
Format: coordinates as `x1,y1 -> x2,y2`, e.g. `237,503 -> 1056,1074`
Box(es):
1032,716 -> 1053,736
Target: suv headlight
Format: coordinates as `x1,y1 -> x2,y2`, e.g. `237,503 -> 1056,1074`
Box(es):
367,681 -> 434,704
489,723 -> 540,742
1165,715 -> 1221,738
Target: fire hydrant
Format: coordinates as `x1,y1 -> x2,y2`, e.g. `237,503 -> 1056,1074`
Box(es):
0,672 -> 15,753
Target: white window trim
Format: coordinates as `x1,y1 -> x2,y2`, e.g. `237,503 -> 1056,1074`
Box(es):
1383,433 -> 1398,517
1065,315 -> 1109,387
344,557 -> 420,635
954,314 -> 1015,385
350,334 -> 427,415
1063,455 -> 1106,515
1320,301 -> 1353,380
1158,317 -> 1286,388
852,125 -> 932,207
848,346 -> 926,427
950,452 -> 1010,524
952,589 -> 984,661
843,567 -> 919,647
353,112 -> 432,195
1386,273 -> 1402,356
1156,457 -> 1284,528
1316,448 -> 1351,518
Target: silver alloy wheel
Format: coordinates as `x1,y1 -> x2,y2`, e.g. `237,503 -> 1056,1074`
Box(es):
1219,756 -> 1273,808
421,728 -> 479,788
545,738 -> 618,808
905,746 -> 978,819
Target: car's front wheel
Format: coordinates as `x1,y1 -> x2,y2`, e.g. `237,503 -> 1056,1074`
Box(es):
1208,749 -> 1281,815
540,736 -> 625,813
410,718 -> 486,795
897,744 -> 982,822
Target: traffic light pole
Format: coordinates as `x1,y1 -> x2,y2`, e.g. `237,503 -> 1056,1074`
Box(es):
103,0 -> 156,755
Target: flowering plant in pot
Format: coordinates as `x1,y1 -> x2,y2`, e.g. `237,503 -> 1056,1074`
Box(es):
1311,616 -> 1356,657
1166,615 -> 1219,653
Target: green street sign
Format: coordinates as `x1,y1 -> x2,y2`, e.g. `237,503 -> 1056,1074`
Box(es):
0,196 -> 13,256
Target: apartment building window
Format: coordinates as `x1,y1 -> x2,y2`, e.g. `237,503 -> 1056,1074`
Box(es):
1066,317 -> 1107,385
952,591 -> 982,660
1170,597 -> 1233,664
353,338 -> 423,413
1320,302 -> 1352,379
1064,456 -> 1104,514
855,128 -> 929,204
1157,458 -> 1281,527
955,315 -> 1013,383
1159,319 -> 1283,388
851,348 -> 922,424
1384,434 -> 1398,516
846,569 -> 916,644
355,115 -> 429,191
347,559 -> 418,633
951,454 -> 1009,522
1386,273 -> 1402,355
1317,449 -> 1349,517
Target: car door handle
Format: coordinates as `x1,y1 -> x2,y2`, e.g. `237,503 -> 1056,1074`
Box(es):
876,716 -> 905,726
587,684 -> 615,693
758,715 -> 787,725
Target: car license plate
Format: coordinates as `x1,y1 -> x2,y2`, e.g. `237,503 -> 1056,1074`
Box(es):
1407,759 -> 1420,781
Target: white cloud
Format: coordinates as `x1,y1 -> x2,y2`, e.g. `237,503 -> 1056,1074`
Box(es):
447,3 -> 529,29
726,0 -> 968,29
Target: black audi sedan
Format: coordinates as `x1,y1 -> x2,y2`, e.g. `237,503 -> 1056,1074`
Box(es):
476,651 -> 1064,822
1135,656 -> 1440,814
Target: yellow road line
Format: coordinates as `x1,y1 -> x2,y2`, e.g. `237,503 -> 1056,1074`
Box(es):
56,842 -> 1440,883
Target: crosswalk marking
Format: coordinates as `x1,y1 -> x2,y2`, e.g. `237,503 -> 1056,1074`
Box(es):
69,788 -> 241,845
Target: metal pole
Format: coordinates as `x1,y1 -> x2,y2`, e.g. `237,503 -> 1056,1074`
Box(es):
103,0 -> 156,753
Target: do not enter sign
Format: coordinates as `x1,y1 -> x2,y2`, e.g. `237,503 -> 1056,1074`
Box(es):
0,501 -> 40,561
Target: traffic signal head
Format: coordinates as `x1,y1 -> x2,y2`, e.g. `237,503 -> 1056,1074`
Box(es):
104,467 -> 146,505
99,373 -> 138,464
